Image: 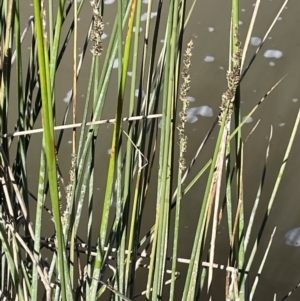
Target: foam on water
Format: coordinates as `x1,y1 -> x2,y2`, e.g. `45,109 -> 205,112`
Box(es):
264,50 -> 283,59
135,89 -> 146,98
285,227 -> 300,247
292,98 -> 298,103
133,27 -> 142,33
204,56 -> 215,62
186,106 -> 213,123
63,90 -> 72,103
141,12 -> 157,21
101,33 -> 108,40
113,58 -> 119,69
208,27 -> 214,32
242,116 -> 253,124
186,96 -> 195,102
251,37 -> 261,46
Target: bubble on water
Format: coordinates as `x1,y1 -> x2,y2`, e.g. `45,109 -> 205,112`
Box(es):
242,116 -> 253,124
68,140 -> 72,144
160,39 -> 165,43
277,17 -> 282,21
141,12 -> 157,21
204,56 -> 215,62
127,71 -> 132,77
292,98 -> 298,103
63,90 -> 72,103
239,20 -> 243,25
186,106 -> 213,123
186,96 -> 195,102
279,123 -> 285,127
264,50 -> 283,59
251,37 -> 261,46
104,0 -> 115,4
241,8 -> 246,12
208,27 -> 214,32
285,227 -> 300,247
268,37 -> 272,40
269,61 -> 275,66
107,149 -> 112,155
143,0 -> 149,3
219,66 -> 224,70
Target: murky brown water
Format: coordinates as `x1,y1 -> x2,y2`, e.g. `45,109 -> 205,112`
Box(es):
15,0 -> 300,300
